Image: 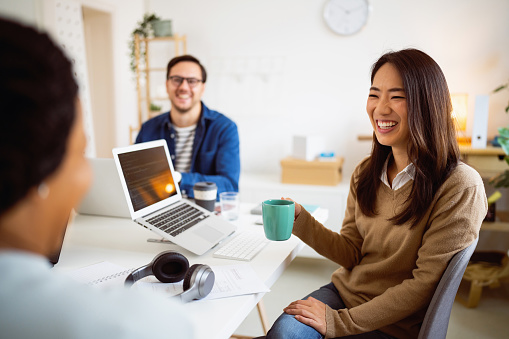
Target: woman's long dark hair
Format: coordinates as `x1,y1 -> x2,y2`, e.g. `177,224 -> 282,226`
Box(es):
356,49 -> 459,226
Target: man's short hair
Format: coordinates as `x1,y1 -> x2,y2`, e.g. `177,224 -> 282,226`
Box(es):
166,55 -> 207,83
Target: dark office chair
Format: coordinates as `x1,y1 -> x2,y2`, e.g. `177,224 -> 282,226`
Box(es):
417,237 -> 479,339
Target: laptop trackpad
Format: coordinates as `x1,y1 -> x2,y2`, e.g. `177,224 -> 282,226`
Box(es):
194,225 -> 223,243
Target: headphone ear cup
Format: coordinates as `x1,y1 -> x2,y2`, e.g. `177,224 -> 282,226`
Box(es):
152,251 -> 189,283
182,264 -> 215,301
183,264 -> 199,291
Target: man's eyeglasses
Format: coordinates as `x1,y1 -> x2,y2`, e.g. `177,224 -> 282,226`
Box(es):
168,76 -> 203,88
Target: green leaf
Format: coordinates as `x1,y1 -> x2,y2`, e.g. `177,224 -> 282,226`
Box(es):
490,170 -> 509,188
499,126 -> 509,138
496,175 -> 509,188
493,84 -> 508,93
498,127 -> 509,155
128,13 -> 162,77
499,137 -> 509,155
487,191 -> 502,205
150,102 -> 162,111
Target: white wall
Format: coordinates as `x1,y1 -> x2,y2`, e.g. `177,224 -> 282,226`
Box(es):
0,0 -> 42,27
71,0 -> 145,151
2,0 -> 508,179
83,6 -> 115,157
146,0 -> 509,178
0,0 -> 144,155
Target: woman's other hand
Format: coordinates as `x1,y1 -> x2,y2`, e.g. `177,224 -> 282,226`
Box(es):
281,197 -> 302,220
283,297 -> 326,335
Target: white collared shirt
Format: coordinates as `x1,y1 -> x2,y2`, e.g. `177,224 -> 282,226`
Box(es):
380,155 -> 415,190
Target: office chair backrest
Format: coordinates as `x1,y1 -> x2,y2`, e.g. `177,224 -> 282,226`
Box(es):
417,237 -> 478,339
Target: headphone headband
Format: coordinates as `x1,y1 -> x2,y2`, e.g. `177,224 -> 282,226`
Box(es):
125,265 -> 154,286
124,251 -> 214,302
124,250 -> 189,286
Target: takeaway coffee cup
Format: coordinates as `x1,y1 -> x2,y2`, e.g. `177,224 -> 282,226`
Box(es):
262,199 -> 295,241
193,182 -> 217,212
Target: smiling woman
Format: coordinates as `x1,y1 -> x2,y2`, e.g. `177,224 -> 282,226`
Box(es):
263,49 -> 487,339
358,49 -> 459,226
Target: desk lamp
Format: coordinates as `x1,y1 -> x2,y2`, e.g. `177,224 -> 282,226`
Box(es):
451,93 -> 469,145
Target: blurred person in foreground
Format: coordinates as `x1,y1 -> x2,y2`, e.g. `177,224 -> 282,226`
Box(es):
0,18 -> 194,338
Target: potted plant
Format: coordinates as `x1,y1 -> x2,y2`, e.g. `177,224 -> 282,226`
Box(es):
152,19 -> 173,37
489,126 -> 509,188
149,102 -> 162,114
486,81 -> 509,220
128,13 -> 161,74
493,81 -> 509,113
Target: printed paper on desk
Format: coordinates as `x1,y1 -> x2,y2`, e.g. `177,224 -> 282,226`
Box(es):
69,262 -> 269,300
134,264 -> 270,300
203,264 -> 270,300
68,261 -> 135,289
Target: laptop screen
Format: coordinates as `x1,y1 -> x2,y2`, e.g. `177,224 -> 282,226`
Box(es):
117,146 -> 178,212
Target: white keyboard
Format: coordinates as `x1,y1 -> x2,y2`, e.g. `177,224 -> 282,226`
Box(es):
213,231 -> 269,261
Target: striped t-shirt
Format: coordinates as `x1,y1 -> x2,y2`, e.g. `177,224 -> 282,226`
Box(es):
173,124 -> 196,173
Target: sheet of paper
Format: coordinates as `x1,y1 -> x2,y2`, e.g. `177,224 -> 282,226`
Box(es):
203,264 -> 270,300
134,264 -> 269,300
68,261 -> 134,289
68,262 -> 269,300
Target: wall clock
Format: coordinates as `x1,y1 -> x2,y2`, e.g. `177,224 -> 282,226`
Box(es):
323,0 -> 370,36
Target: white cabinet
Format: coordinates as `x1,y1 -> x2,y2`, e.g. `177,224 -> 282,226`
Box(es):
239,172 -> 349,259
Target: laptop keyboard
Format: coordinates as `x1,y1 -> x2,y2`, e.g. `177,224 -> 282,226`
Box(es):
147,203 -> 208,237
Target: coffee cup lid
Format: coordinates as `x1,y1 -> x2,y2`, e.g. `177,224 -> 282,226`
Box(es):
193,181 -> 217,191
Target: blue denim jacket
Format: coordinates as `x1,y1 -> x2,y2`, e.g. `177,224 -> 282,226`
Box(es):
135,102 -> 240,199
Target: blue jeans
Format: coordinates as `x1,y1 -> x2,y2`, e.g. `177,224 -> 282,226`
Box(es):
266,283 -> 395,339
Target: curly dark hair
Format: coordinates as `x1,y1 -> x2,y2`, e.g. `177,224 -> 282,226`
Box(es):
0,18 -> 78,216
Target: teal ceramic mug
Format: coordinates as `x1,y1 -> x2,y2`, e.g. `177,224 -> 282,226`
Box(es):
262,199 -> 295,241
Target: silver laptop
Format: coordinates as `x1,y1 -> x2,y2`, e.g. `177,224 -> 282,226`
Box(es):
76,158 -> 131,218
112,139 -> 237,255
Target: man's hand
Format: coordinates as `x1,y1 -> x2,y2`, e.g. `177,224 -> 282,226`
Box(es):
174,171 -> 182,183
283,297 -> 326,335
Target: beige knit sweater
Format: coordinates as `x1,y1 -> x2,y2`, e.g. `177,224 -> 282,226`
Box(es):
293,160 -> 487,338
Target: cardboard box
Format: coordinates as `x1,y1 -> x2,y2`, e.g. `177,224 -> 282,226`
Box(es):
280,156 -> 343,186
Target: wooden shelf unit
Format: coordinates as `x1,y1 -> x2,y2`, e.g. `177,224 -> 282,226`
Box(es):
482,211 -> 509,233
458,145 -> 506,178
130,34 -> 187,143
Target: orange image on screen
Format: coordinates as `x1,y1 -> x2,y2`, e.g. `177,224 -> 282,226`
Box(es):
135,168 -> 176,207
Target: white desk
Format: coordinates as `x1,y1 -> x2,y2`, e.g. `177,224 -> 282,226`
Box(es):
54,203 -> 303,339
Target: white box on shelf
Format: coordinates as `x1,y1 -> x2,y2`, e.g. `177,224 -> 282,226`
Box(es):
471,95 -> 489,149
292,135 -> 324,161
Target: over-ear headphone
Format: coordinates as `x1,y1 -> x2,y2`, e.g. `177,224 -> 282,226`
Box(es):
125,250 -> 215,303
